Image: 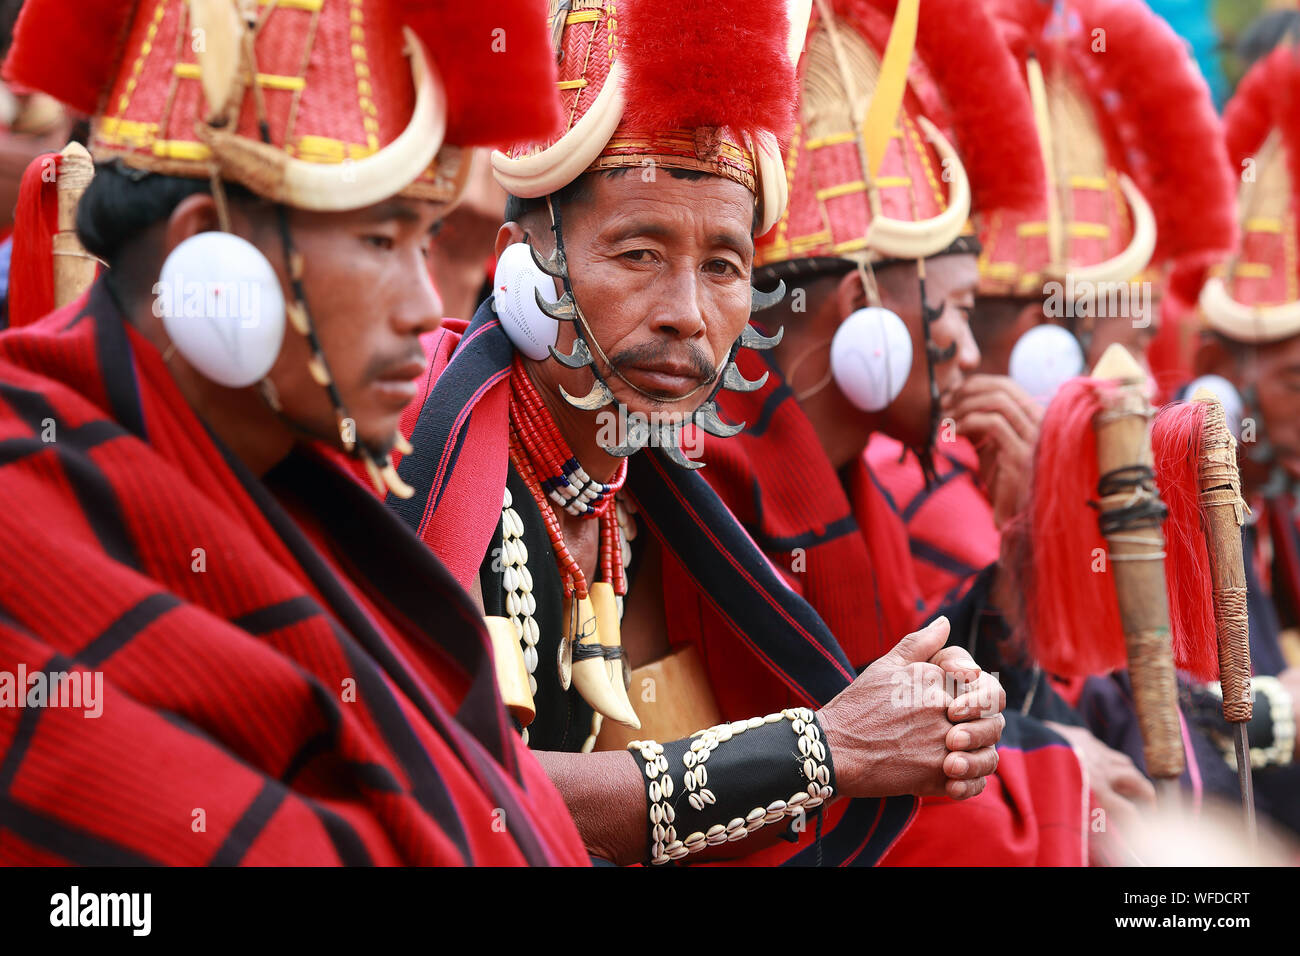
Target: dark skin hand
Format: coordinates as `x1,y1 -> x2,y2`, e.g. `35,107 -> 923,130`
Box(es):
496,175 -> 1006,863
941,374 -> 1042,529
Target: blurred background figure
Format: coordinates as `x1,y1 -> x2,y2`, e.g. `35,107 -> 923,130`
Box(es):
426,148 -> 506,323
0,0 -> 79,327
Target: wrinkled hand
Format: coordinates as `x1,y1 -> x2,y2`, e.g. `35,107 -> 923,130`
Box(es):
942,375 -> 1041,528
819,617 -> 1006,801
1046,721 -> 1155,840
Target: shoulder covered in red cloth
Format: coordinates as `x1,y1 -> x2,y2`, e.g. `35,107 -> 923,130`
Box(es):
0,300 -> 585,866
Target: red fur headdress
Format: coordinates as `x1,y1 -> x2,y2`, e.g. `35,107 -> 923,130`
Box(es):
980,0 -> 1236,296
1198,44 -> 1300,343
4,0 -> 563,209
756,0 -> 1045,270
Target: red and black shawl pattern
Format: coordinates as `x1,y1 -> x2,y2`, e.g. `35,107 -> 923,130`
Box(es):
0,281 -> 587,866
704,346 -> 1089,866
390,301 -> 919,867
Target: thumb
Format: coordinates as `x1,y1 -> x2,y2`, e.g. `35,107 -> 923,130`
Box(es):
885,616 -> 951,665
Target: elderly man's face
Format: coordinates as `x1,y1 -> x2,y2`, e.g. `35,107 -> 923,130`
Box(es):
548,170 -> 756,422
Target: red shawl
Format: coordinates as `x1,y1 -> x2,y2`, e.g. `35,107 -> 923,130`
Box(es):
0,282 -> 587,866
704,347 -> 1087,866
865,434 -> 1001,616
390,305 -> 919,867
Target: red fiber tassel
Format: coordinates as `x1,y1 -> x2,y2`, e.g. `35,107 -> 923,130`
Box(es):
1023,377 -> 1127,676
1151,403 -> 1220,681
7,151 -> 61,328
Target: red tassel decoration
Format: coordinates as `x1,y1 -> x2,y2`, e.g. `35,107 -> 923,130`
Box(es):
1151,402 -> 1221,681
1023,377 -> 1127,676
7,151 -> 61,329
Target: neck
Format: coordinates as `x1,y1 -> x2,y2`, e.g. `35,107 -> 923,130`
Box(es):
773,329 -> 878,472
128,296 -> 295,477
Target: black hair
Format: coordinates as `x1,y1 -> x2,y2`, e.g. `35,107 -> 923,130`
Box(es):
76,161 -> 263,268
75,162 -> 267,313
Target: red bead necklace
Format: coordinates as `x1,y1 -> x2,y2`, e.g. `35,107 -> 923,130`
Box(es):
508,360 -> 627,600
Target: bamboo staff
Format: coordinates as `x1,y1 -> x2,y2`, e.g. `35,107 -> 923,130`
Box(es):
1091,344 -> 1184,798
1190,388 -> 1256,839
52,142 -> 97,307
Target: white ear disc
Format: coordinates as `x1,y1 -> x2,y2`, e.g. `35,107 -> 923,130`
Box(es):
493,241 -> 561,361
830,306 -> 913,412
1009,324 -> 1084,404
156,232 -> 286,388
1186,374 -> 1245,439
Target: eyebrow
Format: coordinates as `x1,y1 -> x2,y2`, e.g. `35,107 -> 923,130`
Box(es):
358,201 -> 425,224
603,220 -> 754,255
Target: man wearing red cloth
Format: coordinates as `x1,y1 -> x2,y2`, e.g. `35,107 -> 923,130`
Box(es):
857,0 -> 1244,856
0,0 -> 589,865
392,0 -> 1007,867
696,0 -> 1099,866
1187,44 -> 1300,836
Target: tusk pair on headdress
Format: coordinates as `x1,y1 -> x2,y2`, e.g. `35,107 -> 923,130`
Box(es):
196,27 -> 447,212
491,62 -> 628,198
1061,174 -> 1157,286
1199,276 -> 1300,344
863,116 -> 971,260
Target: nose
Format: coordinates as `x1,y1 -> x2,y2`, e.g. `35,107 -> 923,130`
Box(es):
955,317 -> 981,373
393,254 -> 445,336
647,263 -> 708,340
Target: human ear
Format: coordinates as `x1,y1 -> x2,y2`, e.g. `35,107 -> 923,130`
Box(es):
163,193 -> 224,257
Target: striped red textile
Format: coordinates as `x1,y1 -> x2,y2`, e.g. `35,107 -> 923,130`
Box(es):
705,351 -> 1086,866
865,434 -> 1001,616
0,283 -> 587,866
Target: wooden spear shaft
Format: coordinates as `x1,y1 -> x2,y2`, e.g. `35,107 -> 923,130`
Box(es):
53,142 -> 97,308
1091,345 -> 1185,798
1191,388 -> 1257,840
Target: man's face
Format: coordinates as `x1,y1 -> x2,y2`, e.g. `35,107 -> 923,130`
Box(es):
1221,335 -> 1300,486
1075,295 -> 1162,377
545,171 -> 755,423
262,197 -> 445,451
874,253 -> 980,447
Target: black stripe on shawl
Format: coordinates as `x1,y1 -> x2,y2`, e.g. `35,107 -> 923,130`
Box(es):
222,451 -> 476,864
249,449 -> 557,866
78,592 -> 182,667
909,538 -> 980,580
0,798 -> 161,866
626,449 -> 856,705
207,779 -> 288,866
392,304 -> 514,533
87,284 -> 148,440
0,382 -> 142,570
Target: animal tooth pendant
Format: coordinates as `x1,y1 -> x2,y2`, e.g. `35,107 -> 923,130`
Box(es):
568,592 -> 639,727
484,615 -> 536,728
559,379 -> 616,412
750,279 -> 787,312
591,582 -> 640,729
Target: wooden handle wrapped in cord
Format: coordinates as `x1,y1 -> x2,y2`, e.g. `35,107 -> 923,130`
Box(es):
1191,389 -> 1253,723
53,142 -> 96,307
1091,345 -> 1185,780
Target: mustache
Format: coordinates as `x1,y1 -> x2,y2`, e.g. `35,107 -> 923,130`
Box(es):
606,340 -> 718,388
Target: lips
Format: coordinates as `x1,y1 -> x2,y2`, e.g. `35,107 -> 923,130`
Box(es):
370,359 -> 426,405
622,362 -> 705,398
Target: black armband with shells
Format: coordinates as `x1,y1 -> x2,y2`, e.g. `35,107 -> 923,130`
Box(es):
628,707 -> 835,865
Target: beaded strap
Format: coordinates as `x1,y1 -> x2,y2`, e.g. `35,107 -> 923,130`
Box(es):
1185,675 -> 1296,770
630,707 -> 835,866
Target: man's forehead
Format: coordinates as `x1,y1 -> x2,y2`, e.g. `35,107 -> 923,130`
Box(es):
585,170 -> 757,236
